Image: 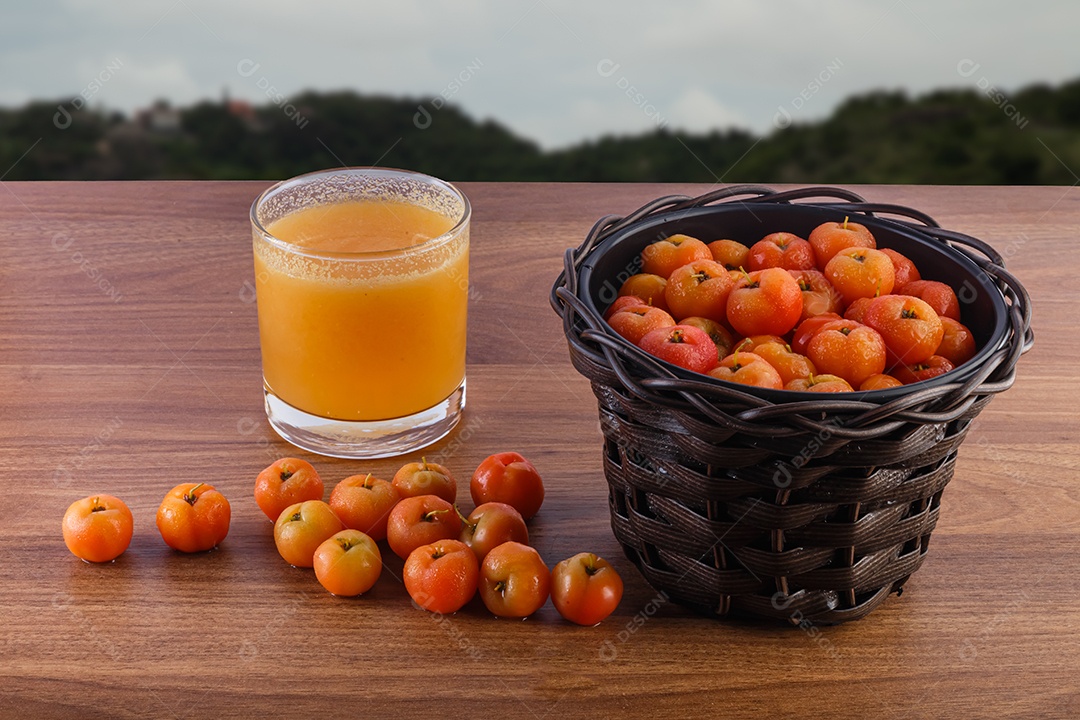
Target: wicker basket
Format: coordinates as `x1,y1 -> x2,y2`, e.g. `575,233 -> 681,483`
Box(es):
551,185 -> 1032,624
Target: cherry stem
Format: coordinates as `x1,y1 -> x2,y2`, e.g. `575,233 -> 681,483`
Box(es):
454,505 -> 474,531
183,483 -> 204,506
730,343 -> 745,372
421,509 -> 449,523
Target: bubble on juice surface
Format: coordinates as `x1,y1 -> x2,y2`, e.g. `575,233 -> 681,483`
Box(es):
252,170 -> 469,285
253,224 -> 468,287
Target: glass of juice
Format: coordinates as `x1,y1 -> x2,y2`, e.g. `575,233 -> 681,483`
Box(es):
250,167 -> 470,458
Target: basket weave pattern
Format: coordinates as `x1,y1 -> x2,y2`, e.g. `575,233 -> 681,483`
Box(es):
552,186 -> 1032,624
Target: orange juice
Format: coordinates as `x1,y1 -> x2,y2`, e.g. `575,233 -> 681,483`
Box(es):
254,199 -> 468,421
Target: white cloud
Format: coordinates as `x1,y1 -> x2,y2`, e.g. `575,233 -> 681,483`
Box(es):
666,88 -> 749,135
105,56 -> 203,108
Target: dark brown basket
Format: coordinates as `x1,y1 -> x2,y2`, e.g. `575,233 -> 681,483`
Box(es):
551,185 -> 1032,624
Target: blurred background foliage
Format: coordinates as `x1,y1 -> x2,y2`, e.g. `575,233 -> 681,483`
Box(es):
3,78 -> 1079,183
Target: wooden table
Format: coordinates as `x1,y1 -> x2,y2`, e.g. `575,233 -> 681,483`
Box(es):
0,181 -> 1073,718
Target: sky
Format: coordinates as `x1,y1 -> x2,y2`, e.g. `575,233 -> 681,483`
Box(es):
3,0 -> 1078,149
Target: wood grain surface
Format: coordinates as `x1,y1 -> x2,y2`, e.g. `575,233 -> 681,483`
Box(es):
0,181 -> 1075,719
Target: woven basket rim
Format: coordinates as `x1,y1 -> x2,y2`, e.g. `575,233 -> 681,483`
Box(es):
551,184 -> 1033,440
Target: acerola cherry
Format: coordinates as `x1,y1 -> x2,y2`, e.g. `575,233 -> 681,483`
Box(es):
808,217 -> 876,268
843,297 -> 874,324
789,269 -> 844,321
863,294 -> 944,365
708,350 -> 783,389
937,317 -> 977,366
680,317 -> 736,360
618,274 -> 669,312
791,313 -> 842,356
746,232 -> 815,272
892,355 -> 955,384
726,268 -> 803,337
785,374 -> 854,392
734,334 -> 786,353
752,342 -> 816,386
823,246 -> 895,305
807,319 -> 887,387
608,305 -> 675,345
640,234 -> 712,279
898,280 -> 961,321
604,294 -> 648,320
880,248 -> 921,289
639,324 -> 719,374
708,239 -> 751,271
664,259 -> 734,323
859,373 -> 904,391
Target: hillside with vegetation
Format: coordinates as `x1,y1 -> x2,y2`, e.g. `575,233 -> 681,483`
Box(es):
2,78 -> 1079,184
